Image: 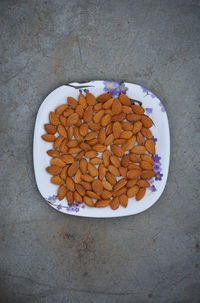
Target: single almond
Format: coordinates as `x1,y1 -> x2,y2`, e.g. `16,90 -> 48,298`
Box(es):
44,124 -> 57,134
111,113 -> 126,121
136,187 -> 146,201
105,134 -> 114,146
94,103 -> 103,111
86,191 -> 101,200
83,196 -> 95,207
61,166 -> 68,180
87,138 -> 98,146
127,114 -> 141,122
60,139 -> 68,154
127,179 -> 138,187
63,109 -> 74,117
119,194 -> 128,208
129,153 -> 141,163
122,136 -> 136,151
68,126 -> 74,139
113,122 -> 122,138
119,166 -> 127,178
53,136 -> 63,148
55,104 -> 68,115
85,131 -> 98,141
111,145 -> 124,157
89,123 -> 101,131
88,163 -> 98,177
50,158 -> 66,168
90,157 -> 103,165
74,169 -> 82,183
67,140 -> 78,148
127,170 -> 141,179
42,134 -> 56,142
51,176 -> 65,185
112,98 -> 122,115
98,128 -> 106,144
120,131 -> 133,139
80,142 -> 91,150
141,170 -> 155,179
81,174 -> 94,182
57,124 -> 67,138
59,115 -> 67,126
108,165 -> 120,177
75,151 -> 85,160
105,123 -> 113,135
131,145 -> 146,154
103,150 -> 112,167
110,155 -> 121,168
96,92 -> 112,103
67,96 -> 78,108
114,179 -> 127,191
81,181 -> 92,190
79,123 -> 88,137
127,185 -> 139,198
83,106 -> 93,123
101,190 -> 112,200
92,144 -> 107,152
132,105 -> 145,114
105,172 -> 117,185
119,94 -> 131,106
75,184 -> 85,196
122,105 -> 132,114
132,121 -> 143,134
74,127 -> 83,142
66,191 -> 74,205
78,93 -> 87,109
140,161 -> 153,170
68,147 -> 82,154
66,177 -> 75,191
137,180 -> 150,188
60,154 -> 75,163
103,98 -> 114,109
93,110 -> 105,123
128,163 -> 141,170
85,150 -> 98,158
99,164 -> 106,180
80,158 -> 88,174
145,139 -> 155,155
112,186 -> 127,197
101,114 -> 111,126
95,200 -> 110,208
86,92 -> 96,106
102,180 -> 113,191
46,166 -> 62,175
92,179 -> 103,195
121,154 -> 130,167
75,118 -> 82,127
141,127 -> 153,139
68,161 -> 79,177
47,149 -> 60,157
66,113 -> 79,126
49,112 -> 59,125
74,191 -> 83,203
137,132 -> 145,145
58,185 -> 67,200
141,115 -> 153,128
110,197 -> 119,210
121,121 -> 133,131
141,154 -> 154,165
114,138 -> 126,145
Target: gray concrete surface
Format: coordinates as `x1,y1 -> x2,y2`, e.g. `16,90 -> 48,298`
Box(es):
0,0 -> 200,302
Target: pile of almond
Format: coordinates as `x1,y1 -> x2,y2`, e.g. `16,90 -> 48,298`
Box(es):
42,92 -> 156,210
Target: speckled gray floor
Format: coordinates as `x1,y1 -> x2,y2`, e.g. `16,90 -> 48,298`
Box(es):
0,0 -> 200,302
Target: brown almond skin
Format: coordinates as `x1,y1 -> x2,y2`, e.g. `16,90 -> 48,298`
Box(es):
66,177 -> 75,191
126,179 -> 138,187
68,161 -> 79,177
66,191 -> 74,205
68,147 -> 82,154
127,185 -> 139,198
105,123 -> 113,136
44,124 -> 57,134
58,185 -> 67,200
75,104 -> 84,118
79,123 -> 88,136
141,170 -> 156,179
87,138 -> 98,146
46,166 -> 62,175
112,186 -> 127,197
86,92 -> 96,106
78,94 -> 87,109
60,115 -> 67,126
122,136 -> 136,151
92,144 -> 107,152
119,94 -> 131,106
81,174 -> 94,182
121,122 -> 133,131
85,132 -> 98,141
67,97 -> 78,108
121,155 -> 130,168
132,105 -> 145,114
122,105 -> 132,114
94,103 -> 103,111
74,128 -> 83,142
88,163 -> 98,177
57,124 -> 67,138
95,200 -> 110,207
111,145 -> 124,157
47,149 -> 60,157
90,158 -> 103,165
111,113 -> 126,122
129,153 -> 141,163
63,109 -> 74,117
85,151 -> 98,158
119,194 -> 128,208
50,176 -> 65,185
137,180 -> 150,188
141,127 -> 153,139
96,92 -> 112,103
50,158 -> 66,168
102,180 -> 113,191
103,150 -> 112,167
55,104 -> 68,115
120,131 -> 133,139
81,181 -> 92,191
61,166 -> 68,180
60,139 -> 68,154
83,106 -> 93,123
83,196 -> 95,207
141,115 -> 153,128
141,154 -> 154,165
75,184 -> 85,196
60,154 -> 75,163
105,172 -> 117,185
80,158 -> 88,174
136,187 -> 146,201
89,123 -> 101,131
68,126 -> 74,139
103,98 -> 114,109
74,169 -> 82,183
114,139 -> 126,145
99,164 -> 106,180
66,113 -> 79,126
137,132 -> 145,145
140,161 -> 153,170
127,170 -> 141,179
113,122 -> 122,138
98,128 -> 106,144
114,179 -> 127,191
101,114 -> 111,127
53,136 -> 63,148
42,134 -> 56,142
128,163 -> 142,171
75,151 -> 85,160
79,142 -> 91,150
110,197 -> 119,210
108,165 -> 120,177
49,112 -> 59,125
132,121 -> 143,134
145,139 -> 156,155
110,155 -> 121,168
112,98 -> 122,115
101,190 -> 112,199
86,191 -> 101,200
119,167 -> 127,178
105,134 -> 114,146
131,145 -> 146,154
74,191 -> 83,203
92,180 -> 103,195
93,110 -> 105,123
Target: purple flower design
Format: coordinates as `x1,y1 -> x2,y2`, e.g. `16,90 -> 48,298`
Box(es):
103,81 -> 128,97
159,101 -> 166,112
155,172 -> 163,181
146,108 -> 153,114
150,185 -> 157,192
152,154 -> 161,163
152,136 -> 157,144
79,89 -> 82,93
57,204 -> 62,210
148,178 -> 154,184
118,83 -> 128,94
75,208 -> 79,212
154,163 -> 161,172
48,195 -> 57,203
84,89 -> 89,94
141,86 -> 156,98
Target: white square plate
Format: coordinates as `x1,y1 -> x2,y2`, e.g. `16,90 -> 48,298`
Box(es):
33,80 -> 170,217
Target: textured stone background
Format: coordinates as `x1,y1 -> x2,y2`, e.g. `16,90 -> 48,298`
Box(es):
0,0 -> 200,302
